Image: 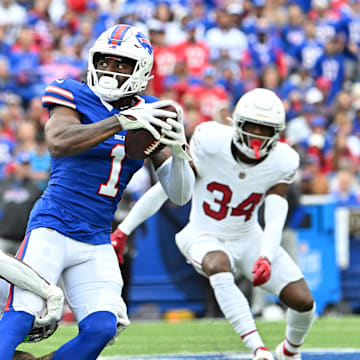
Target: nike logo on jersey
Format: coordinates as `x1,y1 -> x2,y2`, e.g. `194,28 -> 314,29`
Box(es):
114,134 -> 125,141
56,79 -> 64,84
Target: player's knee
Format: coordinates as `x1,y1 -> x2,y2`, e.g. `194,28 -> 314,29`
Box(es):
293,294 -> 314,312
280,280 -> 314,312
202,251 -> 231,276
79,311 -> 117,344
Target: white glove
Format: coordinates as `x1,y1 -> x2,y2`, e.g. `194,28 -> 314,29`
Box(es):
116,100 -> 177,140
159,103 -> 191,161
107,297 -> 131,346
34,285 -> 64,327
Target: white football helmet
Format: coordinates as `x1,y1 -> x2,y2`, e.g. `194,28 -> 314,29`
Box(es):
232,88 -> 285,159
87,24 -> 154,102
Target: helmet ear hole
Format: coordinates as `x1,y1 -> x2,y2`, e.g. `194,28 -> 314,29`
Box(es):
141,59 -> 149,67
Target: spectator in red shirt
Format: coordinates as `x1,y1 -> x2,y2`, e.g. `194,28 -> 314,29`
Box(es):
163,60 -> 199,104
148,19 -> 177,96
324,114 -> 360,175
186,66 -> 228,122
174,20 -> 210,79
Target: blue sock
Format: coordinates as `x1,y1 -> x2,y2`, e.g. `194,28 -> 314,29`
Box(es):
0,311 -> 34,360
53,311 -> 117,360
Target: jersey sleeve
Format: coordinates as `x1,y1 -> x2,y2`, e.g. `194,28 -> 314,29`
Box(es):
190,123 -> 212,176
140,94 -> 160,104
42,79 -> 77,110
190,122 -> 227,176
277,144 -> 300,184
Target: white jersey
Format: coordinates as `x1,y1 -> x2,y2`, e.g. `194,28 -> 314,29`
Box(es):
189,121 -> 299,237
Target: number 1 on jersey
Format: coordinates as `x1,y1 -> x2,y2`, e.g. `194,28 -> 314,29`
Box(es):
98,145 -> 125,198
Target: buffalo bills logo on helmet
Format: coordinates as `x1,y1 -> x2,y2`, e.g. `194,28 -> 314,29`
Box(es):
107,24 -> 131,47
135,32 -> 153,55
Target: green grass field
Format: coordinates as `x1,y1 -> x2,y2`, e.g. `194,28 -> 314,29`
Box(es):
16,316 -> 360,358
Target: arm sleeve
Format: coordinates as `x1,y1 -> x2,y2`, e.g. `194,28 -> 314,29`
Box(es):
155,156 -> 195,206
259,194 -> 289,262
119,182 -> 168,235
0,251 -> 50,299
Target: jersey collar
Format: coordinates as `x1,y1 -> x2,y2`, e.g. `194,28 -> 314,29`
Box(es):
99,95 -> 144,112
99,96 -> 114,111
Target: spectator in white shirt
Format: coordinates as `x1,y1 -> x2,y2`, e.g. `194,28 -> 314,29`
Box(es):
205,8 -> 248,63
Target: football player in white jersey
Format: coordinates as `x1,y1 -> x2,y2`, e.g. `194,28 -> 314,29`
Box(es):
112,88 -> 315,360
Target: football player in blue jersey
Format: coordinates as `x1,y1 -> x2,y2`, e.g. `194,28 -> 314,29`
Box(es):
0,24 -> 194,360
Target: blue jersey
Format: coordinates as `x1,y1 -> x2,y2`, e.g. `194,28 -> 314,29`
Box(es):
27,79 -> 156,244
295,39 -> 324,70
313,53 -> 345,103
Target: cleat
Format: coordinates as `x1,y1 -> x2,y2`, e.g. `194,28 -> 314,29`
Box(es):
254,346 -> 274,360
275,341 -> 301,360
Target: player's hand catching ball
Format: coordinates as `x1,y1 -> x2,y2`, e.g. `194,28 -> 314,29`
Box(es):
111,228 -> 128,264
252,256 -> 271,286
116,100 -> 176,139
159,103 -> 192,161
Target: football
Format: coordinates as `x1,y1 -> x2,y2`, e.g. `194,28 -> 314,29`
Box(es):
125,104 -> 177,160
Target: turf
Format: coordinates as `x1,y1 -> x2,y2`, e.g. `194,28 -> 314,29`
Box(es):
17,316 -> 360,357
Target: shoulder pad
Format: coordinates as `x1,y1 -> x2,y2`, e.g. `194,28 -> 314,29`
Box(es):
272,142 -> 300,183
42,79 -> 77,110
191,122 -> 231,156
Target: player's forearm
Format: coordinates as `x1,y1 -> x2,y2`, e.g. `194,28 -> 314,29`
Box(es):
119,182 -> 168,235
259,194 -> 288,262
155,156 -> 195,205
46,115 -> 121,157
0,251 -> 52,299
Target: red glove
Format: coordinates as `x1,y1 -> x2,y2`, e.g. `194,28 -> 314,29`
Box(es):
252,257 -> 271,286
111,228 -> 128,264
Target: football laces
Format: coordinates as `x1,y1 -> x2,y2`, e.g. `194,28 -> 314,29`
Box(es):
144,137 -> 162,156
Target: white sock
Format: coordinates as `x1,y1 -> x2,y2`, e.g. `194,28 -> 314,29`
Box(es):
285,304 -> 316,353
209,272 -> 264,352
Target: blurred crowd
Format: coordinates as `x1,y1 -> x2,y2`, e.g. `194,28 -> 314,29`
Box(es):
0,0 -> 360,249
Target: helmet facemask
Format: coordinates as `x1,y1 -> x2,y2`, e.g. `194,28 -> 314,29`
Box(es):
233,118 -> 280,160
